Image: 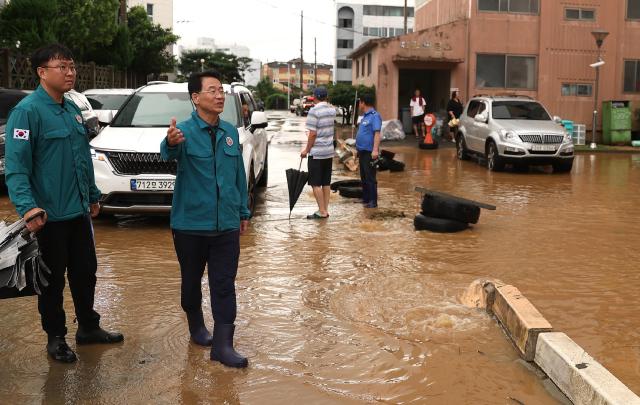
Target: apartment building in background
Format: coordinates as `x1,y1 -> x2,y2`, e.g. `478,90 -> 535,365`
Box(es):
335,0 -> 415,84
261,59 -> 333,92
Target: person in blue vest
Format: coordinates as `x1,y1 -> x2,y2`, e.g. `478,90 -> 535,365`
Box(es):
161,70 -> 250,368
5,43 -> 123,363
355,93 -> 382,208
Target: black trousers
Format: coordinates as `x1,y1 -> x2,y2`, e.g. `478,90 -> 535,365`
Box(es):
37,214 -> 100,337
172,230 -> 240,324
358,150 -> 377,187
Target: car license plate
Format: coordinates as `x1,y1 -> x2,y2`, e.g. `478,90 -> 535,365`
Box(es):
130,179 -> 174,191
531,144 -> 557,152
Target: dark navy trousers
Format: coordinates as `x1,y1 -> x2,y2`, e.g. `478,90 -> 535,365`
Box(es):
172,230 -> 240,324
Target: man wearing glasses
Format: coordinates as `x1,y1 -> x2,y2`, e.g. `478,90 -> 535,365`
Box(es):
5,44 -> 123,363
161,70 -> 250,368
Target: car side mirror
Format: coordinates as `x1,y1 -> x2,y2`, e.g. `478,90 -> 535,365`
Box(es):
474,113 -> 487,123
250,111 -> 268,131
553,116 -> 562,124
97,110 -> 114,125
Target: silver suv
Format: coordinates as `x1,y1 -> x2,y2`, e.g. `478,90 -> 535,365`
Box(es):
456,95 -> 574,172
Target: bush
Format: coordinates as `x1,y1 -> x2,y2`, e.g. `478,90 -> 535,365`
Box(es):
266,93 -> 288,110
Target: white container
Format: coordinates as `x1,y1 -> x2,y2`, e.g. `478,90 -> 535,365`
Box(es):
573,124 -> 586,146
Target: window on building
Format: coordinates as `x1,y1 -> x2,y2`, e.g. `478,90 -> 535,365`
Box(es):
565,8 -> 595,20
367,53 -> 372,76
561,83 -> 593,96
628,0 -> 640,19
478,0 -> 539,14
337,39 -> 354,49
476,54 -> 537,89
339,18 -> 353,28
624,60 -> 640,92
363,5 -> 414,17
361,59 -> 365,78
356,59 -> 360,77
337,59 -> 352,69
308,69 -> 314,74
146,3 -> 154,18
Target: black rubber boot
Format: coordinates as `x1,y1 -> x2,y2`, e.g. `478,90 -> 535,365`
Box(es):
47,336 -> 77,363
210,324 -> 248,368
76,326 -> 124,345
366,183 -> 378,208
187,311 -> 212,347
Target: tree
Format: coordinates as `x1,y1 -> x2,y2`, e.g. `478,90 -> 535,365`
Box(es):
254,77 -> 279,103
127,6 -> 178,78
328,83 -> 375,125
178,49 -> 246,83
0,0 -> 60,52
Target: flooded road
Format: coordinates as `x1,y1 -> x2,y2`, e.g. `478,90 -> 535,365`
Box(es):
1,111 -> 639,404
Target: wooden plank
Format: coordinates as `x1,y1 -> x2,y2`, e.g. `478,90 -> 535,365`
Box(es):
414,187 -> 497,210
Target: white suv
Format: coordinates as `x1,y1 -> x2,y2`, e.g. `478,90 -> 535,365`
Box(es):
456,96 -> 574,173
90,82 -> 269,214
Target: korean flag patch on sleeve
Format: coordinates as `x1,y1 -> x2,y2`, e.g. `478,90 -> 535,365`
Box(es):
13,128 -> 30,140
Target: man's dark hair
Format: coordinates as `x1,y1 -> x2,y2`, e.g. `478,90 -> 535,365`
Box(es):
188,69 -> 223,95
31,44 -> 74,76
359,93 -> 375,106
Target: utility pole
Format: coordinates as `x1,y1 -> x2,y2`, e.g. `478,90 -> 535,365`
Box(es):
119,0 -> 127,25
300,10 -> 304,98
403,0 -> 408,34
314,37 -> 317,89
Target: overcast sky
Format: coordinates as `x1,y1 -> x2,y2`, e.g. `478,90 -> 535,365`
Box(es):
174,0 -> 338,64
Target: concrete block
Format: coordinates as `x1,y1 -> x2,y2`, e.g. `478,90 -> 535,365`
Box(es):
535,332 -> 640,405
490,284 -> 552,361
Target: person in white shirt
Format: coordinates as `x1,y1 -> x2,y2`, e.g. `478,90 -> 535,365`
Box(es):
409,89 -> 426,139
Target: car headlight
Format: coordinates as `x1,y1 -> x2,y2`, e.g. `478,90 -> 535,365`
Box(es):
500,129 -> 517,141
564,132 -> 573,143
90,148 -> 107,161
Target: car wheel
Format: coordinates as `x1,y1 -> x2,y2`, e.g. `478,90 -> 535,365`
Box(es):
330,179 -> 362,192
413,214 -> 469,233
552,160 -> 574,173
257,148 -> 268,188
486,141 -> 505,172
421,192 -> 481,224
456,135 -> 470,161
247,163 -> 256,215
338,186 -> 363,199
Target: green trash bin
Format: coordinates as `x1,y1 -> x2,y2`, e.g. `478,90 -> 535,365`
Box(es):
602,100 -> 632,145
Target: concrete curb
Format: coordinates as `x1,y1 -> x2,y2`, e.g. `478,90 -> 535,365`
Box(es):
481,281 -> 640,404
535,332 -> 640,405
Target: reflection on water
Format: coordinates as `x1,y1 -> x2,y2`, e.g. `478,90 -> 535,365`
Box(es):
0,112 -> 639,404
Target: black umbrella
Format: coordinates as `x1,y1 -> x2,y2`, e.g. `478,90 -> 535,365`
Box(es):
0,214 -> 51,300
286,158 -> 309,219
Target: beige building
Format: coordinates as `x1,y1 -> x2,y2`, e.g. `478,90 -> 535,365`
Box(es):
350,0 -> 640,140
262,59 -> 333,92
127,0 -> 173,30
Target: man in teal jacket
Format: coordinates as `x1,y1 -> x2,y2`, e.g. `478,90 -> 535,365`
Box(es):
161,70 -> 250,368
5,44 -> 123,363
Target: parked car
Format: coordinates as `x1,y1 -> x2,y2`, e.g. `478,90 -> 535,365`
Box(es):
90,81 -> 269,215
0,89 -> 31,186
83,88 -> 134,126
64,89 -> 100,138
295,96 -> 315,116
456,95 -> 574,173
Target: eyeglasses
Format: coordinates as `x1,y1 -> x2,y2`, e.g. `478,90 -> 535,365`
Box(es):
199,88 -> 225,96
41,65 -> 77,74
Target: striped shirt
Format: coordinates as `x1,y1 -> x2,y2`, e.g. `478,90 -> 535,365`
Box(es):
306,102 -> 336,159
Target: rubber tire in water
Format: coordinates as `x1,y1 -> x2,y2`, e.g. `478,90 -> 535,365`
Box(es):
456,135 -> 470,161
338,186 -> 363,199
421,192 -> 481,224
486,141 -> 505,172
330,179 -> 362,192
388,159 -> 405,172
414,214 -> 469,233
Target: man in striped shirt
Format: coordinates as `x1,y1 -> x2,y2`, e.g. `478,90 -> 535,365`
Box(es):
301,87 -> 336,219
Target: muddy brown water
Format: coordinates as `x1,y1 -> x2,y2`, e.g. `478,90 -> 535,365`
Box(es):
1,113 -> 639,404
